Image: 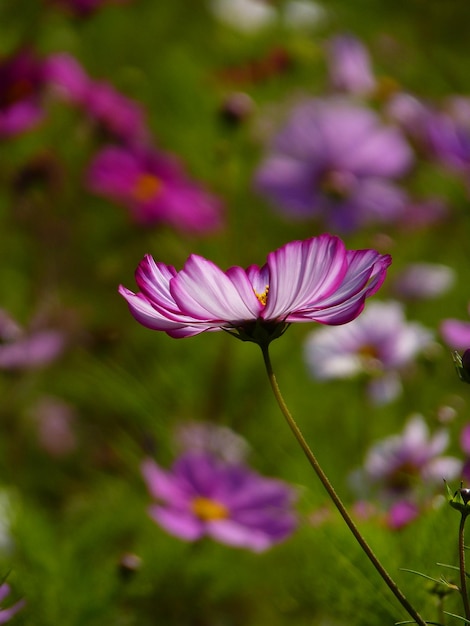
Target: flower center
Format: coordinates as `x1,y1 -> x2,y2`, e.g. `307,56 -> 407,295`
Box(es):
320,169 -> 356,200
357,344 -> 382,372
191,496 -> 229,521
133,173 -> 162,202
386,461 -> 420,493
254,285 -> 269,306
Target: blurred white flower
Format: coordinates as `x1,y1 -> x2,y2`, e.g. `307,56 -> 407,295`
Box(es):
209,0 -> 276,33
392,262 -> 455,300
304,300 -> 434,404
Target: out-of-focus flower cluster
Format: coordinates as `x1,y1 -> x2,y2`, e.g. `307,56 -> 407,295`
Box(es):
1,47 -> 223,235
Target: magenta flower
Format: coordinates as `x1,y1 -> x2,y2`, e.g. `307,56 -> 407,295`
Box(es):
45,53 -> 90,105
0,584 -> 25,623
0,309 -> 65,370
45,53 -> 148,142
325,34 -> 376,96
254,98 -> 413,231
0,49 -> 46,138
440,304 -> 470,351
88,144 -> 223,233
350,415 -> 462,527
141,453 -> 297,552
304,300 -> 433,404
119,234 -> 391,344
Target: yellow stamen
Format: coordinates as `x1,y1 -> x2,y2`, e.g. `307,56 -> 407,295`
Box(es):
191,496 -> 229,521
254,285 -> 269,306
358,344 -> 379,360
133,173 -> 162,202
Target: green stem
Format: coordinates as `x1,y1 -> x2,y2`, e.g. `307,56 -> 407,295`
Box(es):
459,513 -> 470,620
261,344 -> 428,626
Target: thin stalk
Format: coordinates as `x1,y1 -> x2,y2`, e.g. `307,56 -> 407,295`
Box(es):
459,513 -> 470,620
261,344 -> 428,626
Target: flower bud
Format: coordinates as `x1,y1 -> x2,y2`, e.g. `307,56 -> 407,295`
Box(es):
446,480 -> 470,513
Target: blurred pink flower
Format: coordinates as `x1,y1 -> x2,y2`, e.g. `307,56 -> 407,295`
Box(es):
386,500 -> 419,529
46,53 -> 148,142
325,34 -> 376,96
254,98 -> 413,231
141,453 -> 297,552
0,309 -> 65,370
119,234 -> 391,343
350,414 -> 462,527
0,584 -> 25,624
87,144 -> 223,232
440,304 -> 470,351
0,49 -> 47,138
304,300 -> 434,404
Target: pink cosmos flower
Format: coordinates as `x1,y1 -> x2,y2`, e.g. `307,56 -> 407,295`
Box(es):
0,49 -> 46,138
350,414 -> 462,528
304,300 -> 433,404
119,234 -> 391,344
440,304 -> 470,351
0,584 -> 25,623
141,453 -> 297,552
87,144 -> 223,232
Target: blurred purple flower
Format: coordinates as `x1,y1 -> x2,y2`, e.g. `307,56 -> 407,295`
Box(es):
87,144 -> 223,232
0,309 -> 65,370
0,49 -> 46,138
254,98 -> 413,231
392,262 -> 455,301
388,92 -> 470,175
426,111 -> 470,173
0,584 -> 25,624
440,304 -> 470,351
119,234 -> 391,342
350,414 -> 462,527
304,300 -> 434,404
386,93 -> 433,148
141,453 -> 297,551
46,53 -> 148,142
325,34 -> 376,96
